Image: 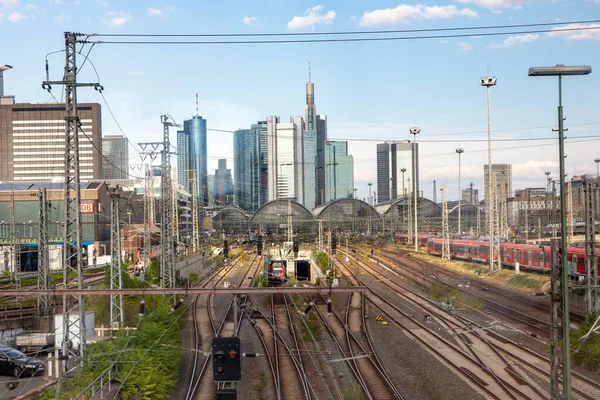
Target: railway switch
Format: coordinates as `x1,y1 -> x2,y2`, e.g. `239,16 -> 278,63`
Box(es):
212,337 -> 241,382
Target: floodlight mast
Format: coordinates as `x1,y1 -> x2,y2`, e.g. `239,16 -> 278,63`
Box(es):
528,63 -> 592,400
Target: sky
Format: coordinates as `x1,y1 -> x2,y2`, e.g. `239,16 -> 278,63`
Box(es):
1,0 -> 600,203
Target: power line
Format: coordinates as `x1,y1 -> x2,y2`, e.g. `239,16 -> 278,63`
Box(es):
88,26 -> 600,45
92,19 -> 600,37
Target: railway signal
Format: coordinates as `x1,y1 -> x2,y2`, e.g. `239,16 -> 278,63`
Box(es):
223,240 -> 229,258
331,234 -> 337,255
212,337 -> 241,382
293,239 -> 299,257
257,235 -> 263,256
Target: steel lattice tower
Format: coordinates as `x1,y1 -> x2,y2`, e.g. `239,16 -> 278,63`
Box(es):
37,189 -> 51,316
172,168 -> 179,245
567,180 -> 574,244
407,178 -> 413,245
490,173 -> 502,271
500,174 -> 508,239
318,219 -> 323,252
9,191 -> 19,289
584,178 -> 598,313
144,164 -> 153,266
441,184 -> 450,260
109,188 -> 124,329
187,170 -> 199,253
287,200 -> 293,244
481,75 -> 497,272
42,32 -> 101,360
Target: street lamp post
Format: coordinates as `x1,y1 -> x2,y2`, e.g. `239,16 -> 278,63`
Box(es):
529,63 -> 592,400
368,182 -> 372,206
409,127 -> 420,252
595,158 -> 600,213
456,148 -> 464,234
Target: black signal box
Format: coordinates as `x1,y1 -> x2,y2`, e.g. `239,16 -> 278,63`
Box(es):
212,337 -> 241,382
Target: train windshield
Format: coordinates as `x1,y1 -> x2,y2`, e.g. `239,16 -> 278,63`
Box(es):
271,262 -> 283,272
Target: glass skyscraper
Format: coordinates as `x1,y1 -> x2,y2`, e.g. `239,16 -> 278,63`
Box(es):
102,135 -> 129,179
324,141 -> 354,202
302,130 -> 317,210
233,121 -> 268,213
376,140 -> 418,203
176,116 -> 208,207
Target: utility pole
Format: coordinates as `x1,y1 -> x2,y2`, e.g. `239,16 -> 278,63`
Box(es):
368,182 -> 372,206
42,32 -> 102,361
187,170 -> 199,253
37,189 -> 51,317
132,163 -> 153,268
456,148 -> 464,234
546,171 -> 551,229
109,187 -> 124,330
584,178 -> 598,314
172,169 -> 179,249
9,191 -> 19,288
480,75 -> 497,272
441,184 -> 450,260
595,158 -> 600,215
501,171 -> 508,239
549,238 -> 561,398
410,127 -> 420,252
287,200 -> 293,244
552,181 -> 558,239
477,203 -> 481,237
432,179 -> 437,204
567,179 -> 574,245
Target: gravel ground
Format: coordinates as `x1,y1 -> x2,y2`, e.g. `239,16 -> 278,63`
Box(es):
366,302 -> 486,400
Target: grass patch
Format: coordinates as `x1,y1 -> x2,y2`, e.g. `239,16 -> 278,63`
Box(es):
300,313 -> 321,342
341,382 -> 365,400
252,372 -> 268,400
508,274 -> 543,290
428,283 -> 484,312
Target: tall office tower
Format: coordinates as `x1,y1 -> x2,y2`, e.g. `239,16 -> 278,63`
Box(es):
483,164 -> 512,201
207,174 -> 216,207
302,130 -> 317,210
324,141 -> 354,202
214,159 -> 234,206
0,99 -> 102,181
102,135 -> 129,179
376,140 -> 418,203
293,116 -> 306,205
177,115 -> 208,207
268,116 -> 299,201
462,188 -> 480,205
233,121 -> 268,213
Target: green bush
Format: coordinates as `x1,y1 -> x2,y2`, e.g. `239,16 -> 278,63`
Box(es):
316,252 -> 330,275
571,312 -> 600,373
253,372 -> 267,400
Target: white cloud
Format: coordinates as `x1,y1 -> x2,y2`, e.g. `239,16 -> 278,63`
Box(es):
487,33 -> 539,48
130,70 -> 143,75
360,4 -> 478,27
146,8 -> 162,16
24,3 -> 36,11
50,0 -> 63,4
459,42 -> 473,51
242,16 -> 258,26
457,0 -> 529,10
95,0 -> 109,7
0,0 -> 19,8
288,5 -> 336,30
0,12 -> 3,22
106,11 -> 131,27
8,11 -> 26,22
54,12 -> 67,23
547,23 -> 600,40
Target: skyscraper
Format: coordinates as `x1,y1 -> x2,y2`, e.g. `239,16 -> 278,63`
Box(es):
302,130 -> 317,210
324,141 -> 354,202
376,140 -> 419,203
484,164 -> 512,201
233,121 -> 268,213
177,115 -> 208,207
102,135 -> 129,179
0,99 -> 102,181
214,159 -> 234,206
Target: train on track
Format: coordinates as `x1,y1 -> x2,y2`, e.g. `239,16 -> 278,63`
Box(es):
394,233 -> 600,277
263,258 -> 287,284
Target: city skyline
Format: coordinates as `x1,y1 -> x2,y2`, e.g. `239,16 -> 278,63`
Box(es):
1,1 -> 599,202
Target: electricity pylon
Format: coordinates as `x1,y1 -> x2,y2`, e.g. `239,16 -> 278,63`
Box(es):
490,173 -> 501,272
441,184 -> 450,260
109,187 -> 124,330
567,180 -> 574,245
37,188 -> 51,316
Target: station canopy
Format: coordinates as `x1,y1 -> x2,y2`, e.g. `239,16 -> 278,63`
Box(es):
250,200 -> 316,234
212,207 -> 250,234
313,198 -> 379,232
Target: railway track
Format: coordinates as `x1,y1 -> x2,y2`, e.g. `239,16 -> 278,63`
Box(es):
338,250 -> 549,400
310,288 -> 403,399
341,249 -> 600,400
185,251 -> 250,400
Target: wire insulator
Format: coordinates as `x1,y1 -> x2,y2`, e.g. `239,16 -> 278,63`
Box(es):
139,298 -> 145,317
302,301 -> 315,316
170,298 -> 184,313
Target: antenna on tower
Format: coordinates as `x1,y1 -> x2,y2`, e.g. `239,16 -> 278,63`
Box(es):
308,62 -> 311,82
195,93 -> 198,117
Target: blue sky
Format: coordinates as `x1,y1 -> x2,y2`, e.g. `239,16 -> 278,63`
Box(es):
1,0 -> 599,202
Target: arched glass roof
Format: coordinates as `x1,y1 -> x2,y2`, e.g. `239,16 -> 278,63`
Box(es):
250,199 -> 316,233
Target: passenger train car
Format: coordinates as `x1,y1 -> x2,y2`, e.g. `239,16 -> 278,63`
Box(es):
426,237 -> 600,277
263,258 -> 287,284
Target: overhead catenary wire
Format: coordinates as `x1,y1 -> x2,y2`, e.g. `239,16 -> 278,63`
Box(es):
86,26 -> 600,45
91,19 -> 600,38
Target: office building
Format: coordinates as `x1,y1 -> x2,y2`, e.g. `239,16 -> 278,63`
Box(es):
324,141 -> 354,202
177,115 -> 208,207
484,164 -> 512,201
302,130 -> 317,210
0,99 -> 102,181
233,121 -> 268,213
214,159 -> 234,206
376,140 -> 418,203
267,116 -> 302,202
462,188 -> 479,205
102,135 -> 129,179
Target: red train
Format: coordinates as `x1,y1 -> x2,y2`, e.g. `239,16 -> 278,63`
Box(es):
394,233 -> 600,277
264,259 -> 287,283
